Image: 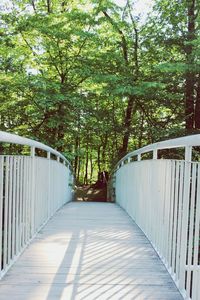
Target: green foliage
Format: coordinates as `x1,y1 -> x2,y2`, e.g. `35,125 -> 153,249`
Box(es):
0,0 -> 199,183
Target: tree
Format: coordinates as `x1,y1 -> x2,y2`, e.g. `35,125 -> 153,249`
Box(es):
1,0 -> 200,183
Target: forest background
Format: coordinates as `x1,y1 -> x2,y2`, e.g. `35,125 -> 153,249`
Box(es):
0,0 -> 200,184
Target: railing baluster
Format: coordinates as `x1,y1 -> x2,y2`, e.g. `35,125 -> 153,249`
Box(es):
0,157 -> 3,276
175,161 -> 184,281
19,156 -> 23,249
192,164 -> 200,300
7,156 -> 13,266
112,137 -> 200,300
179,147 -> 192,295
11,158 -> 16,259
16,157 -> 20,255
3,157 -> 9,270
0,131 -> 73,278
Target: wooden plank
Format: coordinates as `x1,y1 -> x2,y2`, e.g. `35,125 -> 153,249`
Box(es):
0,202 -> 183,300
0,283 -> 184,300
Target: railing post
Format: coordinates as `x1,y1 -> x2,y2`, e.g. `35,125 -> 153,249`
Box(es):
184,146 -> 192,162
31,147 -> 35,236
179,146 -> 192,294
31,146 -> 35,158
0,157 -> 3,278
153,149 -> 158,160
47,152 -> 51,218
137,154 -> 141,161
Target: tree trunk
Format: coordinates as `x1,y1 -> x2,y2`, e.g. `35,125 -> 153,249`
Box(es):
90,152 -> 93,183
138,113 -> 144,148
102,9 -> 139,159
195,74 -> 200,129
74,136 -> 79,177
84,142 -> 89,185
97,145 -> 101,173
77,157 -> 81,183
31,0 -> 37,12
119,95 -> 136,158
185,0 -> 196,132
101,133 -> 108,167
47,0 -> 51,13
112,98 -> 118,156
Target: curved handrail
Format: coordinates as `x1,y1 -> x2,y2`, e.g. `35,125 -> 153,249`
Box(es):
116,134 -> 200,169
0,131 -> 70,165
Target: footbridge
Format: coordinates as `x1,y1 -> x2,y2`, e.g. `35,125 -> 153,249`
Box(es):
0,131 -> 199,300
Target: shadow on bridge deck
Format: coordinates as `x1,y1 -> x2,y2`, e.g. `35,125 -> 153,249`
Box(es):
0,202 -> 183,300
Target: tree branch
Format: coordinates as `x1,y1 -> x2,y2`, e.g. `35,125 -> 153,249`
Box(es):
20,31 -> 38,57
127,1 -> 139,78
31,0 -> 37,13
102,11 -> 128,64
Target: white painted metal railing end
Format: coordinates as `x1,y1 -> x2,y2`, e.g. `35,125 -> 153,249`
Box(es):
111,134 -> 200,300
0,131 -> 74,279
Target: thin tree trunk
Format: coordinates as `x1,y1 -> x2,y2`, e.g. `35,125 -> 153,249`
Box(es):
185,0 -> 196,132
74,136 -> 79,177
90,152 -> 93,183
102,133 -> 108,167
97,145 -> 101,173
77,157 -> 81,183
84,142 -> 89,185
195,74 -> 200,129
138,113 -> 144,148
57,75 -> 66,152
111,98 -> 118,155
119,95 -> 136,158
31,0 -> 37,12
47,0 -> 51,13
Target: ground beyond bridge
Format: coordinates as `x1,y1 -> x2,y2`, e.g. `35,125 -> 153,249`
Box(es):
0,202 -> 182,300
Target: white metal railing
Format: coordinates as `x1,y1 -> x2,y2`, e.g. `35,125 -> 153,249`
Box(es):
0,131 -> 73,278
111,135 -> 200,300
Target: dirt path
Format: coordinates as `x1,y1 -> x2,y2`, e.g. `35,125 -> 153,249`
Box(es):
75,185 -> 107,202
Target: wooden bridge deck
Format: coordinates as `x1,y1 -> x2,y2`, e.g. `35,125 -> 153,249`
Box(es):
0,202 -> 183,300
